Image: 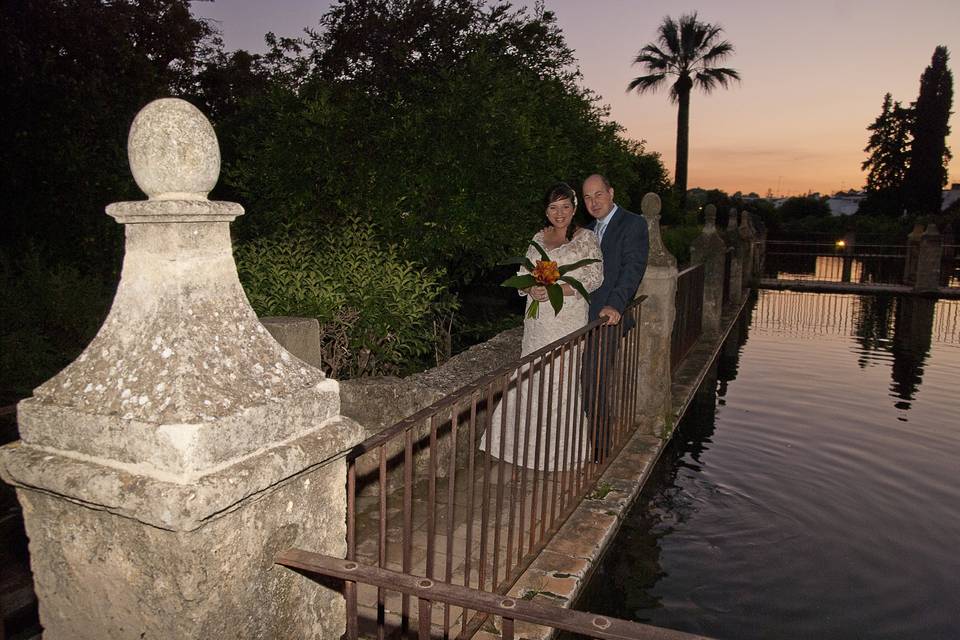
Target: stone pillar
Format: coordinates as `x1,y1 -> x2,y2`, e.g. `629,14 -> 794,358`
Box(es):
690,205 -> 726,336
903,223 -> 925,285
724,208 -> 743,304
914,224 -> 943,293
738,210 -> 756,289
0,99 -> 362,639
635,193 -> 678,436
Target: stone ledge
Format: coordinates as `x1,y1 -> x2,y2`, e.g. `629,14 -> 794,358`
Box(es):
0,415 -> 364,532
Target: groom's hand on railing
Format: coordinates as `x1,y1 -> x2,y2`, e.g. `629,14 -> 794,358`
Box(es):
599,306 -> 621,325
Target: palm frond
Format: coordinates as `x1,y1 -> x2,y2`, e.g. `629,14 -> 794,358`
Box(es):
627,73 -> 667,94
628,12 -> 739,101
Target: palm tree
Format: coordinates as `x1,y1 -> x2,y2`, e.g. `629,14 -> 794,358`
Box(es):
628,13 -> 739,209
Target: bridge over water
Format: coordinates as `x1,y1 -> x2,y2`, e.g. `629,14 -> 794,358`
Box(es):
2,97 -> 958,640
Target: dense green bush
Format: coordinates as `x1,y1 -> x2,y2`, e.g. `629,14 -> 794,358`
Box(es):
0,251 -> 114,402
234,222 -> 457,378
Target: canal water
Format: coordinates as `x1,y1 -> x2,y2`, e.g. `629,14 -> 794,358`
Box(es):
576,290 -> 960,639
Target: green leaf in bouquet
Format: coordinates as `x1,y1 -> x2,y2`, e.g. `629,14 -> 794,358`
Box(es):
526,299 -> 540,319
547,283 -> 563,315
560,275 -> 591,302
557,257 -> 601,275
528,240 -> 551,262
501,274 -> 537,289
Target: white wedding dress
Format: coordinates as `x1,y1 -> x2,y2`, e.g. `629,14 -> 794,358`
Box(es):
480,229 -> 603,470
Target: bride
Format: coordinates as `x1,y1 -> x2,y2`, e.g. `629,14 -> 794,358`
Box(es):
480,182 -> 603,470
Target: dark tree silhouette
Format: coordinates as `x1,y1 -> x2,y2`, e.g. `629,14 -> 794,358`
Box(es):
904,46 -> 953,216
861,92 -> 913,216
627,12 -> 739,209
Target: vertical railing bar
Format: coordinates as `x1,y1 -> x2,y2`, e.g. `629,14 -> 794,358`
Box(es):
529,350 -> 548,551
587,325 -> 603,472
506,363 -> 523,579
516,356 -> 536,565
377,445 -> 387,640
573,334 -> 586,498
443,407 -> 459,638
346,460 -> 358,640
492,373 -> 510,590
427,414 -> 438,581
402,428 -> 414,635
502,617 -> 515,640
478,383 -> 494,594
418,598 -> 432,640
462,396 -> 479,635
550,343 -> 567,528
539,346 -> 563,542
540,348 -> 556,541
612,323 -> 623,449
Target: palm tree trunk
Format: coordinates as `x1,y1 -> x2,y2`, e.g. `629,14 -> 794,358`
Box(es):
674,82 -> 691,210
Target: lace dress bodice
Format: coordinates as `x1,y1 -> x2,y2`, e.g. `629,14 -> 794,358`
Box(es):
519,228 -> 604,355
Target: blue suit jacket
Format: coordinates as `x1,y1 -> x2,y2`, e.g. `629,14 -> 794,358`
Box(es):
587,206 -> 649,322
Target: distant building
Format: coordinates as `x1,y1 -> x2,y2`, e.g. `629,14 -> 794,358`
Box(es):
827,190 -> 865,216
943,184 -> 960,210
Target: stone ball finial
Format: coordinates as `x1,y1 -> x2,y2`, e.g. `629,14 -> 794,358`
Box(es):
127,98 -> 220,200
641,193 -> 661,217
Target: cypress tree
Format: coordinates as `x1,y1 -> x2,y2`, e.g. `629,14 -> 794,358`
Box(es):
905,46 -> 953,216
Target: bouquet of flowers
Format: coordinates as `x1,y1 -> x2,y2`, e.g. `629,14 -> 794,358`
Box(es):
501,240 -> 600,319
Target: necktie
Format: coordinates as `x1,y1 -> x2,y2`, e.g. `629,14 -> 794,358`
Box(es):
597,221 -> 607,242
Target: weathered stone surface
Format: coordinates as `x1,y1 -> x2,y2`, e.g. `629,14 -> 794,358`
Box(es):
690,204 -> 727,336
0,98 -> 360,639
739,211 -> 757,288
915,224 -> 943,292
16,458 -> 348,640
635,194 -> 676,435
3,416 -> 363,531
127,98 -> 220,200
261,316 -> 325,370
725,208 -> 744,304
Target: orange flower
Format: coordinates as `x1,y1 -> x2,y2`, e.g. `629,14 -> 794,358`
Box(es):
531,260 -> 560,285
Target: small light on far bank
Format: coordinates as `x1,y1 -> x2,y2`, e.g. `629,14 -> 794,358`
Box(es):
836,240 -> 846,248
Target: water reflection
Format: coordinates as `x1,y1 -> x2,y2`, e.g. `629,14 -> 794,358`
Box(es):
766,254 -> 905,284
752,291 -> 959,414
577,290 -> 960,639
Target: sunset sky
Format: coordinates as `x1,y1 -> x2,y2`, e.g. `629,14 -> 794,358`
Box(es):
191,0 -> 959,197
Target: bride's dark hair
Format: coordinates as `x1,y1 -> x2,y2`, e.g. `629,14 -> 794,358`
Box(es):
542,182 -> 579,241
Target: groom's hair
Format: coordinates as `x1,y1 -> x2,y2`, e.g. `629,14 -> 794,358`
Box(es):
585,173 -> 613,191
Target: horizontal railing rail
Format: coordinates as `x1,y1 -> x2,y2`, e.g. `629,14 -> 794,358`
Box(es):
346,296 -> 648,640
671,264 -> 705,370
763,247 -> 907,286
276,550 -> 711,640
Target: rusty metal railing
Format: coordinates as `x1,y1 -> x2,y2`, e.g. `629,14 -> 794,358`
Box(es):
345,297 -> 646,639
276,550 -> 711,640
671,264 -> 704,371
764,241 -> 908,285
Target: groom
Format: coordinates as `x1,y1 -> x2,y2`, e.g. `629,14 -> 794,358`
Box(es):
582,173 -> 649,460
